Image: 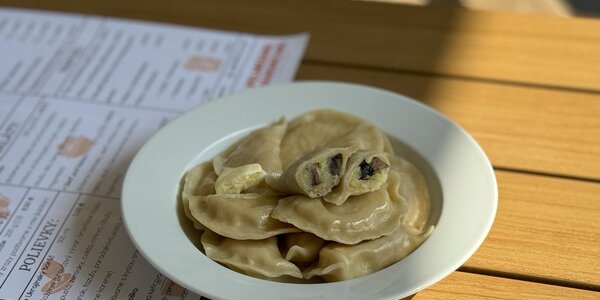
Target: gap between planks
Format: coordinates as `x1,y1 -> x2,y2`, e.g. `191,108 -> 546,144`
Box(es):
493,166 -> 600,185
302,59 -> 600,96
414,271 -> 600,300
458,266 -> 600,292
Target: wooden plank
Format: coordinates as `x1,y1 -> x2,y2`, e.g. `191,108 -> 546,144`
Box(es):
463,171 -> 600,287
414,271 -> 599,300
2,0 -> 600,90
297,65 -> 600,284
2,0 -> 599,292
296,63 -> 600,180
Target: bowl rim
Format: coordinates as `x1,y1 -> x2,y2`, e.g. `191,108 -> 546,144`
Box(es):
122,81 -> 498,300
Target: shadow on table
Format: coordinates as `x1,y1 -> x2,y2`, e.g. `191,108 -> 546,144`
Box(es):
296,1 -> 468,112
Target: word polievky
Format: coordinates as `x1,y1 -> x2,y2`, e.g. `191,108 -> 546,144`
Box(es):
19,220 -> 60,272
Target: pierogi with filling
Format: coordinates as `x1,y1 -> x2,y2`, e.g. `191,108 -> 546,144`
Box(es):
180,109 -> 434,282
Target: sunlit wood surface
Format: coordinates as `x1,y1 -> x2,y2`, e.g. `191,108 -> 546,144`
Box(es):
1,0 -> 598,298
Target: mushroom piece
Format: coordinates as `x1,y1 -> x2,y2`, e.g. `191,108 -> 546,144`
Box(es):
324,151 -> 390,205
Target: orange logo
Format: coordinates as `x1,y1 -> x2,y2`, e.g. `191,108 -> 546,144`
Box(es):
184,56 -> 221,72
58,136 -> 93,157
40,259 -> 73,295
0,195 -> 9,219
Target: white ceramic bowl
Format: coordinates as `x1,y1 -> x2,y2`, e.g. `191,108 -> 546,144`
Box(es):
122,81 -> 497,300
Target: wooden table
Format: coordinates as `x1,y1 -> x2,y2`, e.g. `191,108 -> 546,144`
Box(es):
2,0 -> 598,298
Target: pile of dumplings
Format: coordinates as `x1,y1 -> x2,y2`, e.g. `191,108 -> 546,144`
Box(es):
181,109 -> 434,282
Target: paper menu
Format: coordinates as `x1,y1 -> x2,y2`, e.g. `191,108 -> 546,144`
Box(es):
0,7 -> 308,299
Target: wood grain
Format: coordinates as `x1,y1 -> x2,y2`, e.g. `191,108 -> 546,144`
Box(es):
298,66 -> 600,284
414,271 -> 600,299
463,171 -> 600,287
1,0 -> 599,296
296,63 -> 600,180
2,0 -> 600,90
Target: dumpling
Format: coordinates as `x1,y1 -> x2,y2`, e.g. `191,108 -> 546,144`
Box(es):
182,161 -> 217,198
215,163 -> 266,194
388,154 -> 431,232
304,226 -> 434,282
324,150 -> 390,205
180,109 -> 435,283
280,110 -> 391,169
282,233 -> 326,265
214,119 -> 286,177
188,193 -> 300,240
266,145 -> 359,198
280,110 -> 363,168
381,130 -> 395,155
271,179 -> 403,244
201,230 -> 302,279
181,162 -> 218,230
329,124 -> 391,154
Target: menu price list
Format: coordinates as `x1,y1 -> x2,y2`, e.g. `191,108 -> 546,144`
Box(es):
0,186 -> 196,299
0,7 -> 308,300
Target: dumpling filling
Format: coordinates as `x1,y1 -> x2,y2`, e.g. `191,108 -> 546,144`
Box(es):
267,145 -> 359,198
324,150 -> 391,205
215,163 -> 266,194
